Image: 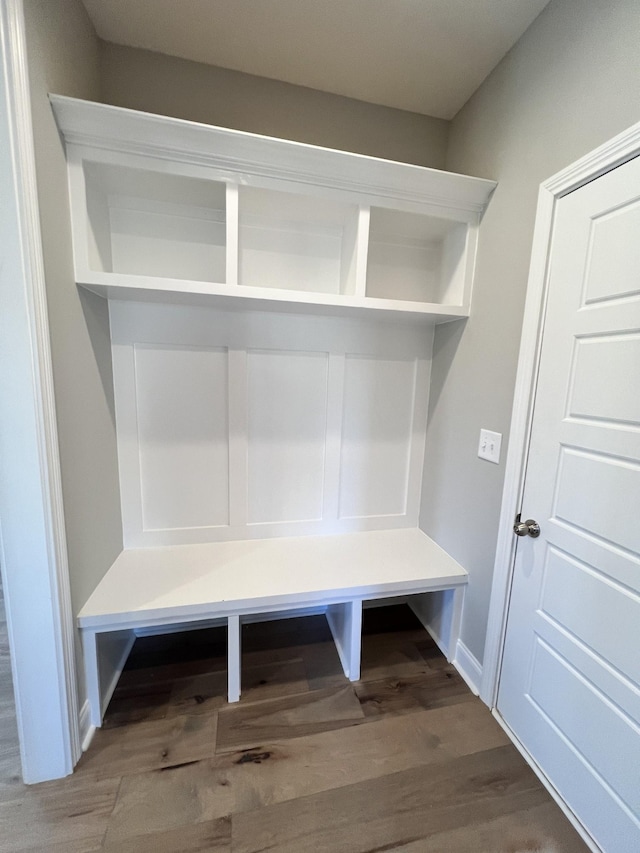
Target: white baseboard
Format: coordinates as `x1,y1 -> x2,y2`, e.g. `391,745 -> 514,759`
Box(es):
453,638 -> 482,696
78,700 -> 96,752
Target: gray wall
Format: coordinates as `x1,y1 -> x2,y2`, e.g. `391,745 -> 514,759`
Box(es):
24,0 -> 123,613
420,0 -> 640,664
99,42 -> 449,168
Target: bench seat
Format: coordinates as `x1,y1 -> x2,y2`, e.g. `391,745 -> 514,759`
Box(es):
79,528 -> 468,727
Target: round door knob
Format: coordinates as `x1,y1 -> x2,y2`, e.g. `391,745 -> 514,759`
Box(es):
513,519 -> 541,538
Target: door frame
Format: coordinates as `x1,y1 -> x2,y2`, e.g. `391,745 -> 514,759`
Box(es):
481,120 -> 640,711
0,0 -> 81,781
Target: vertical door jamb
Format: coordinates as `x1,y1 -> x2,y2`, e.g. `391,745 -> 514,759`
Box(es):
480,121 -> 640,709
0,0 -> 80,781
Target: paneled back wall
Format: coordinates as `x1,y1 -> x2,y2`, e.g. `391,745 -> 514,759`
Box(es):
110,302 -> 433,547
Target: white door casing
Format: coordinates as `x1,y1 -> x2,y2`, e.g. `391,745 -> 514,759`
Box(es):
488,139 -> 640,852
0,0 -> 80,781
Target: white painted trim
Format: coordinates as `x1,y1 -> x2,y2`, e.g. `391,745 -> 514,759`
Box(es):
225,182 -> 239,286
492,711 -> 601,853
452,639 -> 481,696
79,702 -> 96,752
135,618 -> 226,637
50,95 -> 495,217
227,614 -> 241,703
326,600 -> 362,681
79,279 -> 471,323
481,122 -> 640,708
78,701 -> 95,753
0,0 -> 79,780
134,606 -> 329,637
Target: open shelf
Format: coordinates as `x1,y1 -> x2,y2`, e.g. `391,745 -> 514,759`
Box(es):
80,160 -> 228,284
366,207 -> 469,306
53,96 -> 496,320
238,186 -> 361,295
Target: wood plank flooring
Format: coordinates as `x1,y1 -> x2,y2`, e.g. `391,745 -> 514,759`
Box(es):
0,580 -> 22,807
0,604 -> 591,852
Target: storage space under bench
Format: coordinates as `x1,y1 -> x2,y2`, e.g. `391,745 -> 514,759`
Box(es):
79,528 -> 468,726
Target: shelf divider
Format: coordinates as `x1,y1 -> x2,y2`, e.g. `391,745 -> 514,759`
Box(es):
353,206 -> 370,299
225,183 -> 239,286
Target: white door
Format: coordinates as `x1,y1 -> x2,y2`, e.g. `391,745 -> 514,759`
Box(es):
498,154 -> 640,853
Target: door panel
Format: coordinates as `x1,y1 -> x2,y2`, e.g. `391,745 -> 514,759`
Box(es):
498,155 -> 640,853
568,333 -> 640,424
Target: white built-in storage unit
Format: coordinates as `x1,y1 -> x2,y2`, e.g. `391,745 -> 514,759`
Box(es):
51,95 -> 495,729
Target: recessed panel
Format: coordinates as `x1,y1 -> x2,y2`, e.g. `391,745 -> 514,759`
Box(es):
584,201 -> 640,304
569,334 -> 640,426
339,356 -> 415,518
134,344 -> 229,530
541,548 -> 640,686
529,639 -> 639,813
555,450 -> 640,553
247,350 -> 329,524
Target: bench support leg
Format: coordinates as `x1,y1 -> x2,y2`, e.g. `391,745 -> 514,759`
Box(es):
447,586 -> 465,664
82,629 -> 102,729
227,614 -> 241,703
326,600 -> 362,681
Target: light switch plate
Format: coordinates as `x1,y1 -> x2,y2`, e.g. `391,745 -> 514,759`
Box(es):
478,429 -> 502,464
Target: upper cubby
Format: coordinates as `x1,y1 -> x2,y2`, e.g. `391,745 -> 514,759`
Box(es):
238,186 -> 361,296
366,208 -> 468,305
51,95 -> 496,321
82,159 -> 227,284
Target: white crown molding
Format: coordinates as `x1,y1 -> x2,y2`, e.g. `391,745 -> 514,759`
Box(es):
545,120 -> 640,196
49,94 -> 496,217
1,0 -> 80,777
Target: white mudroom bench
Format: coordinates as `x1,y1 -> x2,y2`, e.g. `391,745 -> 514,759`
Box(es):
79,528 -> 467,727
49,96 -> 491,732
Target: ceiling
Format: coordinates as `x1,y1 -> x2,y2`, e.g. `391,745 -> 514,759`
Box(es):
82,0 -> 551,120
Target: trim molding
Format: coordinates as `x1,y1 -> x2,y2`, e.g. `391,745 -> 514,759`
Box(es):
480,121 -> 640,707
453,639 -> 481,696
78,701 -> 95,753
1,0 -> 80,776
49,94 -> 495,217
134,606 -> 329,638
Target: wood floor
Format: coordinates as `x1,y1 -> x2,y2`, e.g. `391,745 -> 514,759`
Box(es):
0,581 -> 22,806
0,603 -> 591,852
